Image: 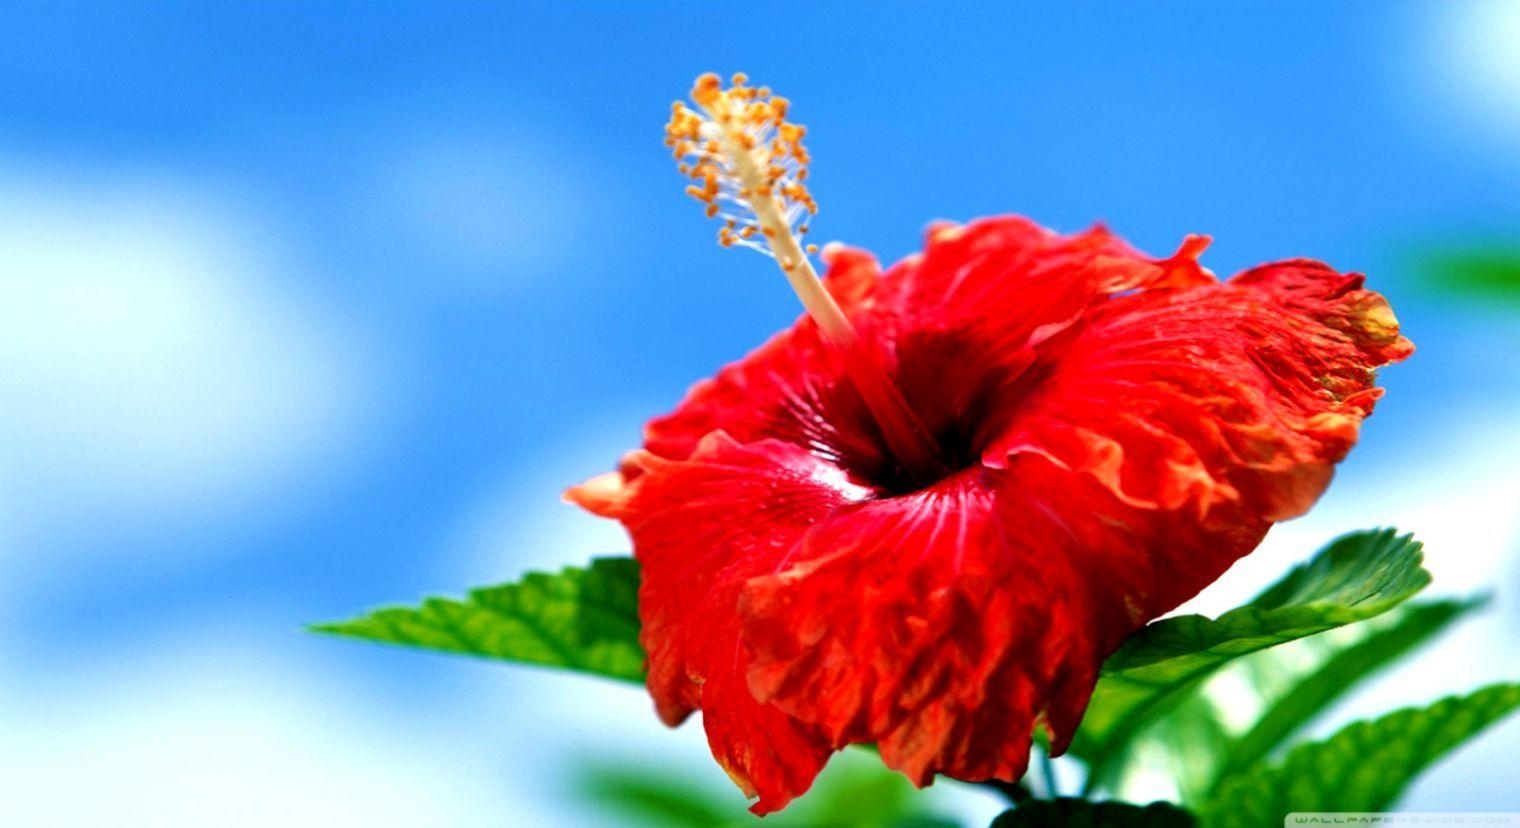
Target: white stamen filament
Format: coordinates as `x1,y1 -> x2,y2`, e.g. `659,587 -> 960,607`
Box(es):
714,121 -> 857,348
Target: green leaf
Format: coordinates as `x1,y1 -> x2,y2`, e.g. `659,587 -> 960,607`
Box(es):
1074,529 -> 1430,790
310,556 -> 645,682
1209,597 -> 1482,790
1417,244 -> 1520,303
578,764 -> 733,828
1201,682 -> 1520,826
1104,598 -> 1480,804
991,799 -> 1197,827
579,748 -> 959,828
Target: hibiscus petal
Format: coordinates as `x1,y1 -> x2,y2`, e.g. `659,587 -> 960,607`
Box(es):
567,433 -> 870,812
738,455 -> 1268,787
983,259 -> 1412,521
873,217 -> 1197,334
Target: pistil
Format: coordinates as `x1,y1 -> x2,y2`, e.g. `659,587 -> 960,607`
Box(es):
666,73 -> 948,484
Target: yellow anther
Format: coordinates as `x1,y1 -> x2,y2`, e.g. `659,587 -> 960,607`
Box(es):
664,71 -> 819,255
692,73 -> 723,108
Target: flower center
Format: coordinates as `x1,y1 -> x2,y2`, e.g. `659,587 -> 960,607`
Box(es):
667,73 -> 950,487
853,327 -> 1024,496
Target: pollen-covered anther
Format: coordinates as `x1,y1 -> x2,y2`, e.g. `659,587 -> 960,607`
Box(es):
664,72 -> 819,258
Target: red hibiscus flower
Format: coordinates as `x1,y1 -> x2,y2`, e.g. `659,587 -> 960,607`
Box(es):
568,75 -> 1412,814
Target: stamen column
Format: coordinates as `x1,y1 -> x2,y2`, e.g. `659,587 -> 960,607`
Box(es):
670,73 -> 947,484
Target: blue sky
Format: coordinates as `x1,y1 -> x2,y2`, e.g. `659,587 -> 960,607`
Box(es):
1,2 -> 1517,824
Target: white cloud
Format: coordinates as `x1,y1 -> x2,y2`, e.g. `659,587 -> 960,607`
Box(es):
0,164 -> 390,559
0,628 -> 544,828
1402,0 -> 1520,153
